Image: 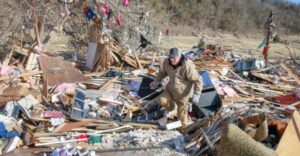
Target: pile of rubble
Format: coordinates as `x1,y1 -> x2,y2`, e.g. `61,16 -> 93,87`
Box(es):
0,0 -> 300,156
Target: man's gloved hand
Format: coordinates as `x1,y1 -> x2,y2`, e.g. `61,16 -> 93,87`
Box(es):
192,93 -> 201,104
150,81 -> 158,89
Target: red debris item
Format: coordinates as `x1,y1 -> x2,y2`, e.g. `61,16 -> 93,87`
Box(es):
44,111 -> 65,118
116,12 -> 122,27
274,94 -> 300,107
165,28 -> 170,36
104,3 -> 110,17
268,119 -> 288,137
75,134 -> 89,142
83,5 -> 88,16
262,46 -> 267,57
274,94 -> 300,113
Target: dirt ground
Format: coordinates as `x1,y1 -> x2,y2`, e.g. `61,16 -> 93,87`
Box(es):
160,33 -> 300,60
45,32 -> 300,62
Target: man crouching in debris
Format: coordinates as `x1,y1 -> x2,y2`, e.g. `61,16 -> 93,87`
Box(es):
150,47 -> 203,131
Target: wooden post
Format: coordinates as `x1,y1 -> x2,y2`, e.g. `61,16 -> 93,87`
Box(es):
264,11 -> 274,66
32,0 -> 41,48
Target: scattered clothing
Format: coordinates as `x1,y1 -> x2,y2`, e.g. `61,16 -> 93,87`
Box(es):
53,83 -> 76,95
0,122 -> 21,139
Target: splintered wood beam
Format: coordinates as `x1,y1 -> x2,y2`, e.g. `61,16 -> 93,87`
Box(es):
31,0 -> 40,47
98,77 -> 118,92
200,128 -> 214,150
43,78 -> 48,100
276,111 -> 300,156
250,71 -> 274,84
0,71 -> 43,81
98,97 -> 140,111
2,43 -> 16,66
229,69 -> 246,82
134,52 -> 143,69
280,63 -> 300,85
87,119 -> 159,129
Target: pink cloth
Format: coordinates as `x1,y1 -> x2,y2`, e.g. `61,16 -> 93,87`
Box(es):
0,65 -> 15,77
104,3 -> 110,16
216,85 -> 238,97
99,3 -> 110,17
216,87 -> 225,95
99,5 -> 106,14
123,0 -> 129,7
116,12 -> 122,27
53,83 -> 76,95
223,86 -> 238,97
44,111 -> 64,118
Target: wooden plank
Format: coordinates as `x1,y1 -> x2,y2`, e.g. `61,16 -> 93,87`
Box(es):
25,51 -> 39,71
250,71 -> 274,84
232,85 -> 250,96
35,138 -> 88,146
84,125 -> 133,134
38,56 -> 86,86
34,132 -> 67,137
280,64 -> 300,85
42,79 -> 48,100
84,71 -> 106,77
229,69 -> 246,82
92,43 -> 113,71
14,46 -> 30,56
98,77 -> 118,92
2,44 -> 15,65
17,65 -> 30,82
134,52 -> 143,69
1,86 -> 28,97
98,97 -> 140,111
110,41 -> 139,69
276,111 -> 300,156
251,86 -> 284,95
0,71 -> 43,81
53,121 -> 90,133
0,96 -> 20,108
85,119 -> 159,129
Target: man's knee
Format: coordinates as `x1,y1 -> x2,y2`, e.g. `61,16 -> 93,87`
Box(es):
156,95 -> 169,106
156,91 -> 171,104
156,91 -> 175,111
176,99 -> 189,108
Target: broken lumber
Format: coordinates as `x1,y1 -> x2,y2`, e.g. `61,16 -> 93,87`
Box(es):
98,98 -> 140,111
98,77 -> 118,92
280,63 -> 300,85
276,111 -> 300,156
85,119 -> 159,129
35,138 -> 88,146
38,56 -> 86,86
2,43 -> 16,66
0,71 -> 43,81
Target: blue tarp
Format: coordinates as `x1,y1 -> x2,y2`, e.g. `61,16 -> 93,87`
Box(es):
199,71 -> 214,89
0,122 -> 21,138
